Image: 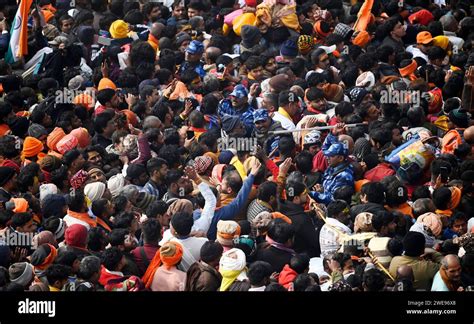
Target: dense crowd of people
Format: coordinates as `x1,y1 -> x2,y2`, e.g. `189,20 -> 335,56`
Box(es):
0,0 -> 473,292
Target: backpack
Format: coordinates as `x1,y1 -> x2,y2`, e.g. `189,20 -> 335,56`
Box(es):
441,129 -> 464,155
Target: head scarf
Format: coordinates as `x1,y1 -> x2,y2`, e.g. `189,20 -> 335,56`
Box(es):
39,183 -> 58,202
65,224 -> 88,248
142,241 -> 183,289
10,198 -> 29,213
70,170 -> 89,190
30,243 -> 57,270
216,220 -> 241,246
107,174 -> 125,198
219,248 -> 246,291
98,78 -> 117,91
21,136 -> 44,161
109,20 -> 129,39
167,199 -> 193,216
33,231 -> 58,249
9,262 -> 34,287
84,182 -> 106,203
416,212 -> 442,237
354,212 -> 374,233
432,36 -> 450,51
56,134 -> 79,155
194,155 -> 214,175
70,128 -> 91,148
47,127 -> 66,152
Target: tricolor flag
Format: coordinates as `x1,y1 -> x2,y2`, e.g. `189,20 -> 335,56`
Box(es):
5,0 -> 34,64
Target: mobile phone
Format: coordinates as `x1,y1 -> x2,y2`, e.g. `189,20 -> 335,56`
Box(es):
186,130 -> 195,140
98,35 -> 112,46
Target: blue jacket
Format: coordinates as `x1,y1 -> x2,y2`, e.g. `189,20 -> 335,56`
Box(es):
310,134 -> 354,205
207,174 -> 255,240
218,99 -> 255,137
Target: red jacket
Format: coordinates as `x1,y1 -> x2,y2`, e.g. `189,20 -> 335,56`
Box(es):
278,264 -> 298,289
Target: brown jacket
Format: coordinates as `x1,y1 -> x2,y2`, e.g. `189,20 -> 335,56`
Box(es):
185,262 -> 222,292
389,253 -> 443,291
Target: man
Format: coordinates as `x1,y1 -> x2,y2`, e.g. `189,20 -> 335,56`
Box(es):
311,124 -> 354,205
168,212 -> 208,271
92,111 -> 116,149
162,170 -> 194,205
0,166 -> 17,205
303,130 -> 322,157
279,181 -> 320,257
252,109 -> 284,155
179,40 -> 206,78
319,200 -> 352,258
45,264 -> 70,292
432,255 -> 463,291
144,157 -> 168,199
350,182 -> 387,219
140,85 -> 160,115
406,31 -> 433,63
167,0 -> 186,26
244,56 -> 265,85
381,18 -> 406,53
219,85 -> 255,137
247,181 -> 277,223
131,219 -> 161,276
125,164 -> 149,192
273,90 -> 299,131
389,232 -> 443,291
99,247 -> 126,287
185,241 -> 223,291
75,256 -> 102,291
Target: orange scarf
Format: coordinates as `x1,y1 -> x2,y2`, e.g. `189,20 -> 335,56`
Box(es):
148,33 -> 159,52
399,60 -> 417,78
142,242 -> 183,289
67,209 -> 97,228
97,218 -> 111,232
35,244 -> 58,271
448,187 -> 461,210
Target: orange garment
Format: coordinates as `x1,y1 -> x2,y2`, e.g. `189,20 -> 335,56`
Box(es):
355,179 -> 370,192
352,30 -> 371,47
47,127 -> 66,152
142,242 -> 183,289
70,128 -> 91,148
271,212 -> 292,224
0,124 -> 10,136
97,218 -> 112,232
35,244 -> 58,271
98,78 -> 117,91
353,0 -> 374,32
148,33 -> 159,52
11,198 -> 29,213
66,209 -> 97,228
21,137 -> 44,161
386,202 -> 413,218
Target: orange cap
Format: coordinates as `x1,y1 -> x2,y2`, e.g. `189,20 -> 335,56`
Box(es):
98,78 -> 117,91
416,31 -> 433,45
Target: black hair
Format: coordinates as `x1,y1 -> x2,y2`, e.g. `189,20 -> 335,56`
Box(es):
432,187 -> 452,210
200,241 -> 223,264
45,264 -> 71,286
114,212 -> 135,230
361,182 -> 385,204
146,200 -> 168,219
285,181 -> 306,202
295,151 -> 313,174
141,218 -> 162,244
101,247 -> 123,271
108,228 -> 129,247
247,261 -> 273,286
376,45 -> 394,63
335,102 -> 354,118
54,251 -> 78,268
290,253 -> 310,274
449,212 -> 467,229
278,136 -> 296,157
371,211 -> 395,232
333,186 -> 355,205
257,181 -> 277,202
327,200 -> 348,219
11,213 -> 33,229
294,273 -> 314,292
369,128 -> 392,147
363,268 -> 385,291
87,227 -> 108,252
171,212 -> 193,236
223,171 -> 243,193
385,182 -> 408,207
267,219 -> 295,244
431,159 -> 452,183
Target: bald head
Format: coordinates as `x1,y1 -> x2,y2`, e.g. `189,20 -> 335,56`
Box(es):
464,126 -> 474,145
396,265 -> 414,281
143,116 -> 162,131
205,47 -> 222,64
441,254 -> 462,282
339,134 -> 354,154
150,23 -> 165,38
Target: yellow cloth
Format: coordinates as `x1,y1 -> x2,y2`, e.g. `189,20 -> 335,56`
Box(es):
109,20 -> 129,39
219,269 -> 241,291
432,36 -> 449,51
434,115 -> 450,132
233,13 -> 257,36
277,107 -> 292,122
230,156 -> 247,180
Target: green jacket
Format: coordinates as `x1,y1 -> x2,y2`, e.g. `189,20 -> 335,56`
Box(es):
389,253 -> 443,291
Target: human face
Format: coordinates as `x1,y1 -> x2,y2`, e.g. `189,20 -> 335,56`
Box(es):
307,144 -> 320,156
90,170 -> 106,183
231,96 -> 247,110
149,6 -> 161,22
73,154 -> 86,170
137,172 -> 150,187
177,177 -> 193,195
87,151 -> 103,167
327,155 -> 343,167
392,22 -> 406,39
19,219 -> 37,233
446,261 -> 462,282
367,104 -> 380,122
173,5 -> 185,19
185,51 -> 202,63
249,66 -> 264,81
419,42 -> 432,54
318,53 -> 330,69
189,77 -> 202,92
265,58 -> 277,74
148,89 -> 160,107
452,219 -> 467,235
262,95 -> 276,113
188,8 -> 199,18
392,128 -> 403,147
310,97 -> 327,112
159,164 -> 169,179
61,19 -> 74,34
255,118 -> 271,132
104,120 -> 116,138
179,40 -> 190,53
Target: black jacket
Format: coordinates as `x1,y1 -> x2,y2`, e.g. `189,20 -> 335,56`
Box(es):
278,200 -> 320,257
350,203 -> 386,221
254,244 -> 293,273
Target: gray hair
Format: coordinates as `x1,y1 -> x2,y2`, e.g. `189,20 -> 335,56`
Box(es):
441,254 -> 460,269
78,256 -> 101,280
143,116 -> 162,131
412,198 -> 435,218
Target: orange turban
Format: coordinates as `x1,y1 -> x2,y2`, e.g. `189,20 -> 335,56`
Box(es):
11,198 -> 29,213
399,60 -> 418,78
42,10 -> 54,23
314,21 -> 330,37
448,187 -> 462,210
73,94 -> 95,110
32,244 -> 58,271
121,110 -> 139,127
70,128 -> 91,148
142,241 -> 183,289
352,30 -> 371,47
98,78 -> 117,91
22,136 -> 44,160
47,127 -> 66,152
56,134 -> 79,155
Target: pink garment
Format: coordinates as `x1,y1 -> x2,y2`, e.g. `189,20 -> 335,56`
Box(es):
150,266 -> 187,291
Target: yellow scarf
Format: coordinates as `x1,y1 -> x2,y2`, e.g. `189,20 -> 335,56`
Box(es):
277,107 -> 292,122
230,156 -> 247,180
219,270 -> 241,291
